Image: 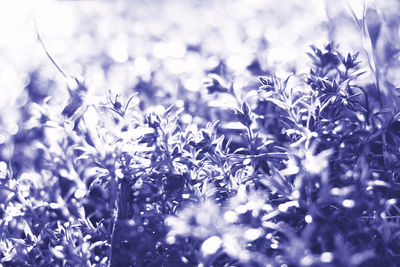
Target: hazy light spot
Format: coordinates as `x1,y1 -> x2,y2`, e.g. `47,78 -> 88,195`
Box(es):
0,161 -> 7,178
305,215 -> 313,224
331,188 -> 340,195
226,55 -> 248,72
278,204 -> 288,212
134,178 -> 143,189
207,56 -> 220,68
74,188 -> 86,199
183,78 -> 201,92
201,235 -> 222,255
291,190 -> 300,199
223,234 -> 241,257
282,160 -> 300,176
345,170 -> 353,177
243,158 -> 252,165
165,58 -> 185,74
181,256 -> 189,264
154,105 -> 165,115
196,210 -> 211,226
270,243 -> 278,249
372,172 -> 380,179
169,42 -> 186,58
224,210 -> 238,223
108,35 -> 129,63
263,204 -> 273,212
115,169 -> 124,179
244,228 -> 263,241
176,99 -> 185,108
7,123 -> 18,135
153,42 -> 169,59
235,205 -> 247,214
342,199 -> 355,208
52,245 -> 64,259
320,252 -> 333,263
166,235 -> 176,245
0,134 -> 5,145
181,113 -> 192,124
49,203 -> 60,209
300,255 -> 314,266
0,161 -> 7,172
265,27 -> 279,42
134,57 -> 151,78
278,200 -> 298,212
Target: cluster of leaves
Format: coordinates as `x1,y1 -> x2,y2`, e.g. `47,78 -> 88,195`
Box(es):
166,43 -> 400,266
1,37 -> 400,267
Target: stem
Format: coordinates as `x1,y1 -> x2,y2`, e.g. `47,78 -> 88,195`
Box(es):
109,177 -> 132,267
247,126 -> 253,143
246,125 -> 255,153
353,85 -> 370,126
35,20 -> 70,80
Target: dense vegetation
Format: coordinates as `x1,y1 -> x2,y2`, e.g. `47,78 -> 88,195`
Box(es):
1,1 -> 400,266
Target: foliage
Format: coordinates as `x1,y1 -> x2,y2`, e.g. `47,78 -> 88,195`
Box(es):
2,2 -> 400,267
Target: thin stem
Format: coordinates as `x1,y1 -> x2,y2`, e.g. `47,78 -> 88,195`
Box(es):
109,177 -> 132,267
353,85 -> 370,126
35,19 -> 70,80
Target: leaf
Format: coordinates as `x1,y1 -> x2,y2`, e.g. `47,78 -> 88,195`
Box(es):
339,79 -> 350,94
62,93 -> 84,118
202,130 -> 211,141
233,108 -> 251,127
206,120 -> 220,134
365,7 -> 382,49
9,238 -> 26,246
242,102 -> 250,115
282,74 -> 293,90
258,164 -> 292,195
265,97 -> 286,110
205,74 -> 229,94
292,95 -> 310,108
124,92 -> 139,113
280,116 -> 300,130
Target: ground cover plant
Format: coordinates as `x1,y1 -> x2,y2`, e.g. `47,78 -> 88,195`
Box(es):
1,1 -> 400,266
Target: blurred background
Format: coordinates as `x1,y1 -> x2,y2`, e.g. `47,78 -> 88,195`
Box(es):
1,0 -> 400,161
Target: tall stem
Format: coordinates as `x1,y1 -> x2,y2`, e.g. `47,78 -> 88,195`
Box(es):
109,177 -> 131,266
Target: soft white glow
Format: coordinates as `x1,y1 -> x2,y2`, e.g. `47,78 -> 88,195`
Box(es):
244,228 -> 263,241
320,252 -> 334,263
224,210 -> 238,223
0,161 -> 7,178
108,35 -> 129,63
201,236 -> 222,255
343,199 -> 355,208
305,215 -> 313,224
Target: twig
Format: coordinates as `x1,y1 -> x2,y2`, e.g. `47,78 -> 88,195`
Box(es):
34,19 -> 70,79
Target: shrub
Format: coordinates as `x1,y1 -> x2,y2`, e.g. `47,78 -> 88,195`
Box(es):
1,2 -> 400,266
